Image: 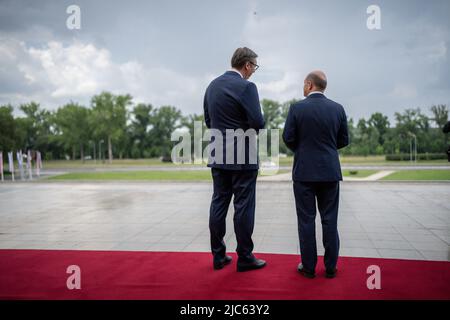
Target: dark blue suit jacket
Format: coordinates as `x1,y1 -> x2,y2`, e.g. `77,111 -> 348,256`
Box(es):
204,71 -> 265,170
282,93 -> 349,181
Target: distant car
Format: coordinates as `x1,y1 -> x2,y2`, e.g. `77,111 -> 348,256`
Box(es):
260,161 -> 278,168
84,156 -> 92,160
161,155 -> 173,163
259,161 -> 280,176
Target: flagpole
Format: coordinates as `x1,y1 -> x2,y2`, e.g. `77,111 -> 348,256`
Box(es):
0,151 -> 4,182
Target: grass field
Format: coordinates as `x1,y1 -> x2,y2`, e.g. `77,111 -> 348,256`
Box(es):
381,170 -> 450,181
48,170 -> 212,181
43,158 -> 197,168
42,156 -> 449,169
341,170 -> 379,178
48,169 -> 379,181
45,169 -> 450,181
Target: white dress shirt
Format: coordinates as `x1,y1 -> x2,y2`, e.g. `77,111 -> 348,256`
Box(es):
308,91 -> 324,96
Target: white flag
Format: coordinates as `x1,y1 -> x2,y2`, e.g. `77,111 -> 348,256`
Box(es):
27,150 -> 33,179
8,152 -> 14,173
17,151 -> 24,180
17,151 -> 23,168
26,150 -> 31,168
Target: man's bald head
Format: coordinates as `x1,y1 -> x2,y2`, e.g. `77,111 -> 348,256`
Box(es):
303,70 -> 327,96
306,71 -> 327,91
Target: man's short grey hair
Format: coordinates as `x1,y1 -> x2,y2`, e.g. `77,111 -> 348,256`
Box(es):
231,47 -> 258,69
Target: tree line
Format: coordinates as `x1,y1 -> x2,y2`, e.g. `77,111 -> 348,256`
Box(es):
0,91 -> 448,162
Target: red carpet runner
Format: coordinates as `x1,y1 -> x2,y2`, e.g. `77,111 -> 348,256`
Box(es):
0,249 -> 449,300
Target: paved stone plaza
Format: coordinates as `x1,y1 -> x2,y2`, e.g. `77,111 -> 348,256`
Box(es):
0,181 -> 449,261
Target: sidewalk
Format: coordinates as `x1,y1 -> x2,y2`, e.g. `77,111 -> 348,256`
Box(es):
0,181 -> 449,261
259,170 -> 396,181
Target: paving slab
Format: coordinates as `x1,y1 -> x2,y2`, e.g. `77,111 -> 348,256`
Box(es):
0,181 -> 449,261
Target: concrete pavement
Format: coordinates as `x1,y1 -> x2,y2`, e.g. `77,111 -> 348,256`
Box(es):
0,181 -> 449,261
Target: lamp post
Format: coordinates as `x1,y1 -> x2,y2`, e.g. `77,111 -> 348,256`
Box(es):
90,141 -> 96,164
414,134 -> 417,163
407,132 -> 417,163
99,140 -> 104,163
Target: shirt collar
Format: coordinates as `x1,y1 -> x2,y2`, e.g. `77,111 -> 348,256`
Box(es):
229,68 -> 243,78
308,91 -> 324,96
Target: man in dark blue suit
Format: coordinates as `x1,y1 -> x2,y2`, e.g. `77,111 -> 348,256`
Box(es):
204,47 -> 266,272
282,70 -> 349,279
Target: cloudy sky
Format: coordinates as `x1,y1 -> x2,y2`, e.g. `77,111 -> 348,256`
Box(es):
0,0 -> 449,123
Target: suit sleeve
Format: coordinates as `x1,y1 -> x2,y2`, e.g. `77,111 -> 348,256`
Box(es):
337,108 -> 349,149
203,91 -> 211,129
282,104 -> 298,151
239,82 -> 265,130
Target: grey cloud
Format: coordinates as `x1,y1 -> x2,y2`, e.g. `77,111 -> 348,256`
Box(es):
0,0 -> 449,122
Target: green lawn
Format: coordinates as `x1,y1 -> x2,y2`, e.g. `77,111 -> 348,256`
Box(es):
48,170 -> 212,181
48,169 -> 294,181
342,170 -> 378,178
381,170 -> 450,181
48,169 -> 379,181
46,169 -> 450,181
42,156 -> 449,169
280,155 -> 448,166
43,158 -> 202,169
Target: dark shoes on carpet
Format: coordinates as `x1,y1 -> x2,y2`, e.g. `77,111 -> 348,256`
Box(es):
297,264 -> 316,279
297,264 -> 337,279
213,255 -> 232,270
325,268 -> 337,279
237,258 -> 267,272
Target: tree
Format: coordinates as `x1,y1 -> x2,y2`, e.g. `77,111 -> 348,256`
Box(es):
430,104 -> 449,152
0,105 -> 17,152
54,102 -> 91,162
340,118 -> 355,155
148,106 -> 182,158
261,99 -> 282,129
430,104 -> 449,129
129,103 -> 153,158
18,102 -> 55,158
394,108 -> 430,153
90,92 -> 131,164
280,99 -> 300,155
368,112 -> 390,146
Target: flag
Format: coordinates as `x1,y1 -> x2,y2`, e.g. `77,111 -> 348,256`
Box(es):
8,152 -> 14,173
27,150 -> 32,179
17,150 -> 25,180
26,150 -> 31,169
17,151 -> 23,168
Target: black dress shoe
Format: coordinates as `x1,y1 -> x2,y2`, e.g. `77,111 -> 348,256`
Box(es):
325,268 -> 337,279
213,255 -> 232,270
237,258 -> 266,272
297,264 -> 315,279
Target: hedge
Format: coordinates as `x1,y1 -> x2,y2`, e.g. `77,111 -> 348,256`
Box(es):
385,153 -> 447,161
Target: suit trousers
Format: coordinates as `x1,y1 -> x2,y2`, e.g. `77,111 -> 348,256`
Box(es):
293,181 -> 340,272
209,168 -> 258,262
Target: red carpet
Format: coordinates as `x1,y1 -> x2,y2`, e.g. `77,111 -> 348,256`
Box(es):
0,249 -> 449,300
